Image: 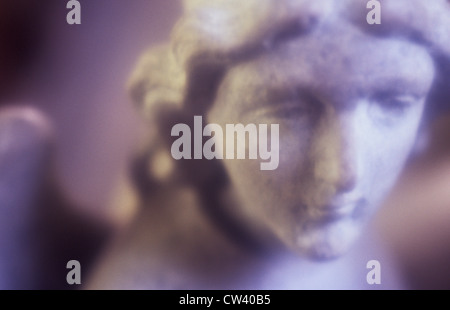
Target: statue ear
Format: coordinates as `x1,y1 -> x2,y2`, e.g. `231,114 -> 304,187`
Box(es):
127,45 -> 186,123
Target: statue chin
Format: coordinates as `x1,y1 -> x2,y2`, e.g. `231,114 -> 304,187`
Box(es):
288,219 -> 361,261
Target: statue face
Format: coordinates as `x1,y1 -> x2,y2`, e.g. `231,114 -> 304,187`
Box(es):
207,24 -> 435,259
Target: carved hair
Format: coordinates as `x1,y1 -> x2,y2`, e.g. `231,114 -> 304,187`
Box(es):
128,0 -> 450,197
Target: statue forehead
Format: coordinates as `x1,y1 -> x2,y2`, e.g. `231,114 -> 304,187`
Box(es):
219,22 -> 435,105
174,0 -> 449,73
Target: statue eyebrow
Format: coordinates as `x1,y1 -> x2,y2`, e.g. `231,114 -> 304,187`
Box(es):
368,77 -> 431,99
238,85 -> 318,113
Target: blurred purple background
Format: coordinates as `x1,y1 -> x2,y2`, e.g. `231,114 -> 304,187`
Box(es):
1,0 -> 181,216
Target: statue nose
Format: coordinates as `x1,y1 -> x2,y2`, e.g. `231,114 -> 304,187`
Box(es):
335,144 -> 358,192
310,108 -> 360,194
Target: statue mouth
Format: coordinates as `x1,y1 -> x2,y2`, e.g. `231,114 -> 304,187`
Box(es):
303,196 -> 368,222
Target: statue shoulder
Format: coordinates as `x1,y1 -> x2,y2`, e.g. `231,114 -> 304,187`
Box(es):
86,187 -> 250,289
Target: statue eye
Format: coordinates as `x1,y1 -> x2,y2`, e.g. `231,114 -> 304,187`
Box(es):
376,94 -> 415,115
264,89 -> 320,120
241,87 -> 321,129
268,100 -> 312,119
368,92 -> 421,126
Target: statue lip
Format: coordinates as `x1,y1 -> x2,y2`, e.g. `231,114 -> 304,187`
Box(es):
316,204 -> 355,219
309,196 -> 366,220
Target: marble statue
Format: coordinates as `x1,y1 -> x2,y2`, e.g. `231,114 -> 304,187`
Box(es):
86,0 -> 450,289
